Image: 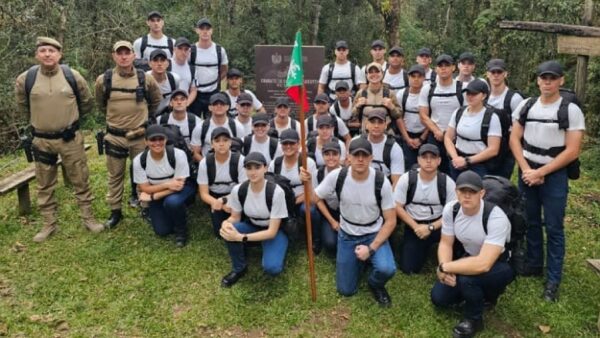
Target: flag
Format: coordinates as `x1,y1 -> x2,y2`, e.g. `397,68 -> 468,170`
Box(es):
285,31 -> 309,111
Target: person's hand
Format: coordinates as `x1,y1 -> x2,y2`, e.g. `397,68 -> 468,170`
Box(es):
452,156 -> 467,169
299,167 -> 311,182
443,273 -> 456,287
522,169 -> 545,186
193,152 -> 203,163
408,137 -> 421,149
383,97 -> 394,110
168,178 -> 185,191
355,244 -> 371,261
222,204 -> 232,213
211,197 -> 224,211
356,96 -> 367,107
414,224 -> 431,240
329,220 -> 340,231
220,221 -> 241,242
139,192 -> 152,202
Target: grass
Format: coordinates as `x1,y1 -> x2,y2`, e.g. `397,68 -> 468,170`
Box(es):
0,133 -> 599,337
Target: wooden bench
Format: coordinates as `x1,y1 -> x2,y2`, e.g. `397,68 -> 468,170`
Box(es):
0,144 -> 92,215
587,259 -> 600,332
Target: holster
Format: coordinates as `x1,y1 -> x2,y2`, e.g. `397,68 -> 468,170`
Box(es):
104,140 -> 129,159
20,134 -> 34,162
96,131 -> 105,155
32,146 -> 58,165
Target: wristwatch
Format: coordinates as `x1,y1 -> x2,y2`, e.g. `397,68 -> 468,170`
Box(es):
465,156 -> 471,167
242,235 -> 248,243
438,263 -> 445,273
428,223 -> 435,232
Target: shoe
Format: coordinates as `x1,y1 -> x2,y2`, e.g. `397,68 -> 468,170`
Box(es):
221,267 -> 247,288
104,209 -> 122,229
452,318 -> 484,338
175,237 -> 187,248
33,225 -> 57,243
483,298 -> 497,311
368,284 -> 392,308
83,218 -> 104,233
542,282 -> 559,302
312,241 -> 322,255
140,208 -> 151,224
520,265 -> 543,277
129,197 -> 140,208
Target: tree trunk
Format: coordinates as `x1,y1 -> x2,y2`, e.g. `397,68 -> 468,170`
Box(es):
367,0 -> 401,47
311,0 -> 322,45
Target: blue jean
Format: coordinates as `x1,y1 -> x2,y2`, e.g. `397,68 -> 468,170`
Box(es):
148,182 -> 196,238
427,134 -> 450,174
401,224 -> 441,274
519,167 -> 569,284
401,132 -> 424,171
449,162 -> 487,181
320,208 -> 340,255
336,230 -> 396,296
225,221 -> 289,275
431,260 -> 515,320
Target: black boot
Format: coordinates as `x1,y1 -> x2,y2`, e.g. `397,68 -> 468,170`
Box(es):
105,209 -> 122,229
452,318 -> 483,338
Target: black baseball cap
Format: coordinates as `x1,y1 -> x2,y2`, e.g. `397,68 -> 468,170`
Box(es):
463,79 -> 489,95
456,170 -> 483,191
175,37 -> 191,48
537,60 -> 564,77
279,129 -> 300,143
196,18 -> 212,28
313,93 -> 329,103
418,144 -> 440,157
458,52 -> 475,63
316,115 -> 334,128
147,11 -> 163,20
388,46 -> 404,56
149,49 -> 168,60
435,54 -> 454,65
170,89 -> 189,99
145,125 -> 167,139
371,40 -> 385,49
237,92 -> 253,105
209,92 -> 229,105
417,48 -> 432,56
322,141 -> 341,154
227,68 -> 243,78
252,113 -> 269,126
211,127 -> 231,140
243,152 -> 267,166
408,64 -> 426,76
486,59 -> 506,72
335,40 -> 349,49
349,137 -> 372,155
335,81 -> 349,91
275,97 -> 290,107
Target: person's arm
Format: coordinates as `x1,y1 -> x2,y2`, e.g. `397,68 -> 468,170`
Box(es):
440,243 -> 504,275
14,73 -> 27,116
191,145 -> 203,163
390,175 -> 400,189
357,208 -> 397,260
73,70 -> 94,115
419,105 -> 442,141
146,75 -> 163,118
221,217 -> 282,242
94,75 -> 107,114
316,199 -> 339,231
219,64 -> 228,80
318,83 -> 327,95
469,136 -> 500,164
509,121 -> 529,171
396,202 -> 420,232
198,184 -> 226,211
443,126 -> 460,160
138,178 -> 185,195
436,233 -> 457,286
537,130 -> 583,177
187,85 -> 197,107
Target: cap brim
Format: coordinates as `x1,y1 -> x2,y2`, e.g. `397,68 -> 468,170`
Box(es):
244,160 -> 266,166
456,183 -> 482,191
238,100 -> 252,104
147,132 -> 167,139
419,150 -> 439,156
212,133 -> 231,140
538,71 -> 562,77
487,66 -> 505,71
350,148 -> 371,155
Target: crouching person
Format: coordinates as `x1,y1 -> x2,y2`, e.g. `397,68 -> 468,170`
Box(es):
431,170 -> 515,338
133,125 -> 196,247
220,152 -> 289,287
315,138 -> 397,307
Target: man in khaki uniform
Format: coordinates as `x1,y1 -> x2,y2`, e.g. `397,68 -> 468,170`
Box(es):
95,41 -> 161,228
352,62 -> 403,136
14,37 -> 104,242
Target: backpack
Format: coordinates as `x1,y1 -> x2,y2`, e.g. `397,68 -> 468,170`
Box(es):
205,151 -> 240,187
189,43 -> 223,89
242,135 -> 278,159
317,166 -> 328,184
429,69 -> 437,83
306,113 -> 341,138
325,62 -> 358,96
141,124 -> 196,180
157,112 -> 197,140
237,172 -> 298,237
453,106 -> 497,145
427,81 -> 464,116
335,167 -> 385,223
140,34 -> 174,60
102,68 -> 150,107
405,169 -> 447,208
25,64 -> 82,114
268,118 -> 297,138
451,175 -> 527,272
517,94 -> 580,179
400,88 -> 419,115
383,69 -> 409,90
273,156 -> 304,188
306,136 -> 340,161
200,118 -> 243,153
356,87 -> 392,123
363,135 -> 395,176
140,145 -> 178,181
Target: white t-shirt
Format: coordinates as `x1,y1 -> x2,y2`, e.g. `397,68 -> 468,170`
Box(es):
190,118 -> 246,155
236,117 -> 253,137
512,97 -> 585,164
156,113 -> 203,147
394,170 -> 456,221
424,68 -> 436,83
147,71 -> 181,114
305,114 -> 350,138
419,80 -> 466,131
313,138 -> 347,167
448,107 -> 502,155
170,59 -> 193,91
442,201 -> 510,256
133,148 -> 189,185
397,88 -> 426,133
245,136 -> 283,164
268,156 -> 318,197
315,167 -> 395,236
329,100 -> 354,121
487,87 -> 524,113
318,62 -> 365,100
197,152 -> 247,195
191,42 -> 229,93
383,69 -> 407,91
317,166 -> 340,210
364,135 -> 405,177
271,118 -> 302,138
226,89 -> 263,116
228,180 -> 288,227
133,35 -> 175,60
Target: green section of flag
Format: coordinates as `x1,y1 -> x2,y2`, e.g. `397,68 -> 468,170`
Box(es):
286,31 -> 303,87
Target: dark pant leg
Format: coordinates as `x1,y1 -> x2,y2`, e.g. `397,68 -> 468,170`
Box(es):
519,174 -> 544,270
401,226 -> 440,274
211,210 -> 230,238
427,135 -> 449,174
161,183 -> 196,239
320,209 -> 339,255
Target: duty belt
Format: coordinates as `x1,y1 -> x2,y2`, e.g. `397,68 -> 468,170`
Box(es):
106,124 -> 146,139
32,120 -> 79,141
341,215 -> 379,227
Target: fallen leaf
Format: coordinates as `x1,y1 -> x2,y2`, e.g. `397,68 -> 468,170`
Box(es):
12,242 -> 26,253
0,323 -> 7,336
0,287 -> 12,297
538,325 -> 551,334
29,315 -> 41,322
55,320 -> 69,332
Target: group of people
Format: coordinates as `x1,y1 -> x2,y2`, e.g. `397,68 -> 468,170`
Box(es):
14,11 -> 585,338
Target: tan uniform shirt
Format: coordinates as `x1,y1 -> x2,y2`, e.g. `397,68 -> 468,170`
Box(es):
15,65 -> 93,132
352,86 -> 402,121
94,67 -> 161,129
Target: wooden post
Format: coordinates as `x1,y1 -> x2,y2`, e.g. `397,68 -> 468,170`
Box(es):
17,184 -> 31,215
575,0 -> 594,103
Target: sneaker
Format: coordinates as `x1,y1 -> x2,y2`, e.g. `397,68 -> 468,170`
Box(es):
543,282 -> 559,302
452,318 -> 483,338
221,267 -> 248,288
129,197 -> 140,208
368,284 -> 392,308
33,225 -> 58,243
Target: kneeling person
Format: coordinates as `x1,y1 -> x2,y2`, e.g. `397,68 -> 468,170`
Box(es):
220,152 -> 289,287
431,170 -> 514,338
315,138 -> 397,307
133,125 -> 196,247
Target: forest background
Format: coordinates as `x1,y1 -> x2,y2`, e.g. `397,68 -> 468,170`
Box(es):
1,0 -> 600,153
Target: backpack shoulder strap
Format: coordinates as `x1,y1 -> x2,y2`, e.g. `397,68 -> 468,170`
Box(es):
140,35 -> 148,58
265,181 -> 276,212
167,37 -> 174,55
136,69 -> 150,104
437,171 -> 447,206
454,105 -> 467,127
406,169 -> 418,205
158,113 -> 169,125
333,101 -> 341,116
518,97 -> 537,126
140,148 -> 149,170
189,45 -> 197,82
455,81 -> 464,106
166,145 -> 176,169
200,119 -> 210,146
60,65 -> 82,114
317,166 -> 326,183
374,169 -> 384,211
228,117 -> 237,137
187,113 -> 197,135
427,82 -> 437,115
102,69 -> 113,106
307,137 -> 317,158
557,98 -> 570,130
403,70 -> 408,87
242,135 -> 252,155
430,70 -> 437,83
216,44 -> 223,90
326,62 -> 335,86
238,180 -> 250,210
167,72 -> 176,92
24,65 -> 40,113
335,167 -> 349,200
206,153 -> 216,186
480,108 -> 494,145
230,152 -> 240,183
269,137 -> 278,158
330,113 -> 340,136
383,87 -> 390,98
350,62 -> 357,91
307,115 -> 314,133
383,136 -> 394,170
503,89 -> 515,113
452,201 -> 460,222
401,88 -> 410,112
274,156 -> 284,175
481,200 -> 495,233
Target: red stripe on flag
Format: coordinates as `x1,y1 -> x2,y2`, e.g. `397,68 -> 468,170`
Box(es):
286,86 -> 310,111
